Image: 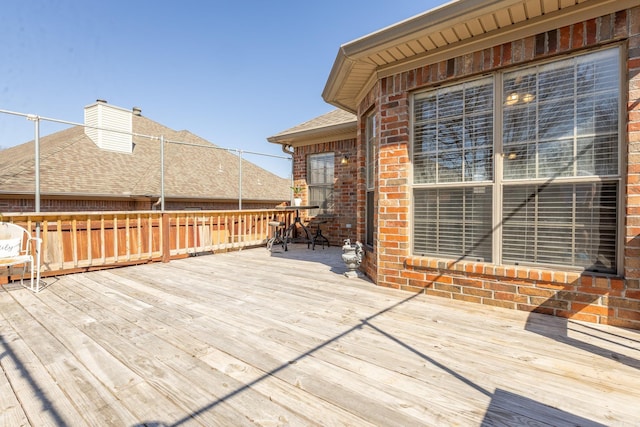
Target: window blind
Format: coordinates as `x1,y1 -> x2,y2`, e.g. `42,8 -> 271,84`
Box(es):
414,187 -> 493,261
503,48 -> 619,180
308,153 -> 334,215
413,78 -> 494,184
502,182 -> 617,273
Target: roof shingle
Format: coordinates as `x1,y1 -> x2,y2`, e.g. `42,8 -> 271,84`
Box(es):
0,115 -> 290,202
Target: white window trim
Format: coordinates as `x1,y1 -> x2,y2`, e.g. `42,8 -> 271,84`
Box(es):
366,112 -> 376,191
409,45 -> 624,275
366,112 -> 377,248
307,152 -> 335,216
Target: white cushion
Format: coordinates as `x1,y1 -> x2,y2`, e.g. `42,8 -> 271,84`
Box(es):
0,238 -> 21,258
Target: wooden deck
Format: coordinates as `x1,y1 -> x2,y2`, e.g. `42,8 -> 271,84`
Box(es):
1,244 -> 639,426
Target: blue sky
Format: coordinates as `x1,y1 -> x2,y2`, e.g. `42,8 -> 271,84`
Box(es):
0,0 -> 442,177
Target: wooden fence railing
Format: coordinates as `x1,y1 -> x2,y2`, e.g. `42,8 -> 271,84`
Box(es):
1,209 -> 292,283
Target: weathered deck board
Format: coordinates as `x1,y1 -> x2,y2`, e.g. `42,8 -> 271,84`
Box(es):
1,244 -> 639,426
0,291 -> 89,426
46,277 -> 291,426
5,289 -> 140,426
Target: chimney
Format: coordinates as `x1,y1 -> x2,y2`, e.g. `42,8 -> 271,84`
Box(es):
84,100 -> 133,154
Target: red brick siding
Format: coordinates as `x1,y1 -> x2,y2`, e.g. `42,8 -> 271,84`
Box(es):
359,8 -> 640,329
0,198 -> 136,212
293,139 -> 358,246
0,197 -> 281,213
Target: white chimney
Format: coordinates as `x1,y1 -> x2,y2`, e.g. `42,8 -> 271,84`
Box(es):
84,100 -> 133,153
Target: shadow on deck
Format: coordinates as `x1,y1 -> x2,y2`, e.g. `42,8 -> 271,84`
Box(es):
1,245 -> 638,426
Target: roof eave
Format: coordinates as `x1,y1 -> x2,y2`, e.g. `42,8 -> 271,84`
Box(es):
322,50 -> 358,113
323,0 -> 505,110
339,0 -> 507,58
323,0 -> 636,112
267,121 -> 357,147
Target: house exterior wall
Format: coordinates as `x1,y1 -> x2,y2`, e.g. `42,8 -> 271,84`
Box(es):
0,198 -> 137,212
0,197 -> 282,213
355,8 -> 640,329
293,138 -> 358,246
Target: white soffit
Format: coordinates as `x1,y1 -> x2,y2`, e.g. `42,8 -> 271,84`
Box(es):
323,0 -> 636,112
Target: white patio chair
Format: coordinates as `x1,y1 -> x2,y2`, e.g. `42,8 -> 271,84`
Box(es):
0,222 -> 42,292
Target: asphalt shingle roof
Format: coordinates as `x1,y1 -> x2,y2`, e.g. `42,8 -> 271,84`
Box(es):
269,109 -> 356,139
0,114 -> 290,202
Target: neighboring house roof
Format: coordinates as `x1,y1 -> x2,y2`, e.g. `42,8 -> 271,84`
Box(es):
267,109 -> 356,147
0,112 -> 290,203
323,0 -> 635,112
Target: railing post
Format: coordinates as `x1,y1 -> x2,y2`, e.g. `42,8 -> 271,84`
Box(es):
238,149 -> 243,210
160,135 -> 165,211
30,115 -> 42,288
162,212 -> 171,263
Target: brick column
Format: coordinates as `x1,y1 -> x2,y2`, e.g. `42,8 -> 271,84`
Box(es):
376,78 -> 411,289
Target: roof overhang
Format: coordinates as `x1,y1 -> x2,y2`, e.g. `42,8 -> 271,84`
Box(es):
267,110 -> 357,148
323,0 -> 637,113
267,122 -> 356,148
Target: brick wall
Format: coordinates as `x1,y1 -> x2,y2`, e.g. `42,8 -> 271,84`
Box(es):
0,198 -> 136,212
0,197 -> 284,213
359,8 -> 640,329
293,139 -> 358,246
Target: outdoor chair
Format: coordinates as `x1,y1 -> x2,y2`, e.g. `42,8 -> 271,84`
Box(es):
0,222 -> 42,292
266,220 -> 288,252
308,219 -> 329,250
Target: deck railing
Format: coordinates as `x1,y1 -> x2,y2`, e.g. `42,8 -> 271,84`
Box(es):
1,209 -> 292,282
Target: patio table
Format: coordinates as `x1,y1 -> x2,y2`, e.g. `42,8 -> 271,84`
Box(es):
275,205 -> 319,250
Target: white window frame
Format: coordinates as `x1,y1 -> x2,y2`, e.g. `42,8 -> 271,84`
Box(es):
307,152 -> 334,216
366,112 -> 376,247
411,77 -> 495,262
410,45 -> 623,274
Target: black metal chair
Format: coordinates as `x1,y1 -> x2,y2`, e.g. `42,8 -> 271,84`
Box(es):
309,219 -> 329,250
266,221 -> 288,252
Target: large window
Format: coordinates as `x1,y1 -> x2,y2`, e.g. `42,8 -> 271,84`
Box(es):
412,47 -> 620,273
308,152 -> 334,216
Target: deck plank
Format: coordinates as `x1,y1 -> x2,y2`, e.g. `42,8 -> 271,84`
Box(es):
7,290 -> 142,426
107,267 -> 491,423
49,271 -> 320,426
88,250 -> 640,424
114,256 -> 640,409
0,290 -> 88,426
1,245 -> 639,426
96,270 -> 426,425
47,279 -> 273,426
0,333 -> 31,427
